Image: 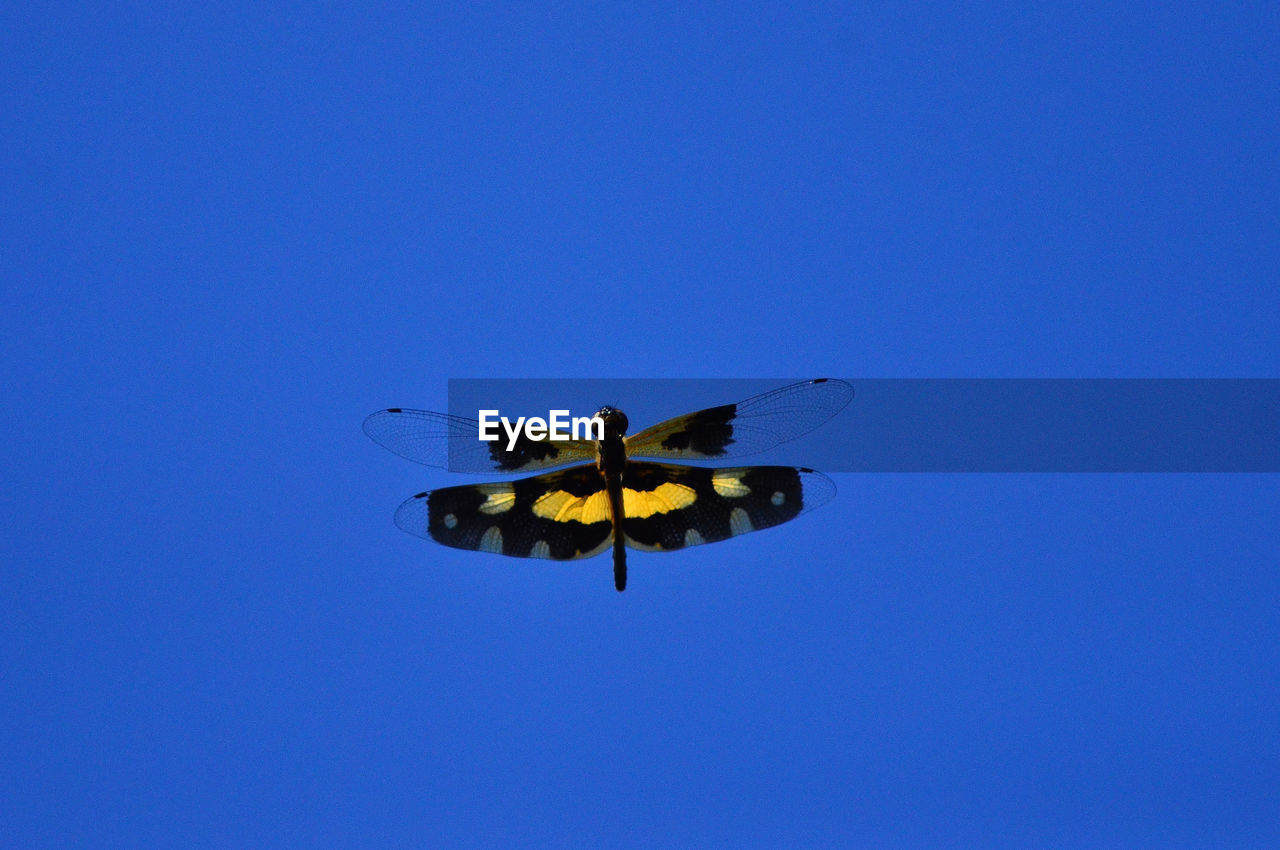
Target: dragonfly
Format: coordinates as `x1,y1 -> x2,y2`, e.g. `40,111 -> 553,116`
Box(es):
364,378 -> 853,591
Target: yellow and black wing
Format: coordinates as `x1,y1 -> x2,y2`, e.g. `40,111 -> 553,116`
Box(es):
619,462 -> 836,552
363,408 -> 597,474
392,464 -> 615,560
623,378 -> 853,462
390,461 -> 835,560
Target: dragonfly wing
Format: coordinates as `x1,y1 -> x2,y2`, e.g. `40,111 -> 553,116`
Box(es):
624,378 -> 853,461
363,408 -> 596,473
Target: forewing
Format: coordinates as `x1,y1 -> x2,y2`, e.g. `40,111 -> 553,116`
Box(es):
391,464 -> 614,560
623,378 -> 853,461
363,408 -> 596,473
619,462 -> 836,552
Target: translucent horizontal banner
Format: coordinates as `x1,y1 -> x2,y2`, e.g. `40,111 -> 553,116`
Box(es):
446,379 -> 1280,473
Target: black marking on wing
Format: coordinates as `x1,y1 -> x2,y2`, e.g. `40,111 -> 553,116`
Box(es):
624,378 -> 854,461
363,408 -> 595,473
393,464 -> 613,559
620,462 -> 836,552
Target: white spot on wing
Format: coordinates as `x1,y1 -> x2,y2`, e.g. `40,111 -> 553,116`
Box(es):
770,491 -> 785,506
683,528 -> 705,547
729,507 -> 753,536
480,526 -> 503,553
530,539 -> 551,559
443,513 -> 458,529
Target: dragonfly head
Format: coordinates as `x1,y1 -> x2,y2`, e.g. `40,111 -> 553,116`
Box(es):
594,406 -> 629,439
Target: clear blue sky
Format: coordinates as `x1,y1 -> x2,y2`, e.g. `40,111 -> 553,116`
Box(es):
4,2 -> 1278,846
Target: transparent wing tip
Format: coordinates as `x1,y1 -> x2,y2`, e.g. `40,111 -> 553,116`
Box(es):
797,468 -> 838,514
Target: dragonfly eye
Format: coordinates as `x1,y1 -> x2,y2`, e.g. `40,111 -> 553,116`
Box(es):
595,406 -> 629,438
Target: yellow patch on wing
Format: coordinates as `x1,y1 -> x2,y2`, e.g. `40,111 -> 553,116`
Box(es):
477,483 -> 516,514
532,489 -> 611,524
710,470 -> 750,498
531,481 -> 696,523
623,481 -> 697,518
530,489 -> 574,521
